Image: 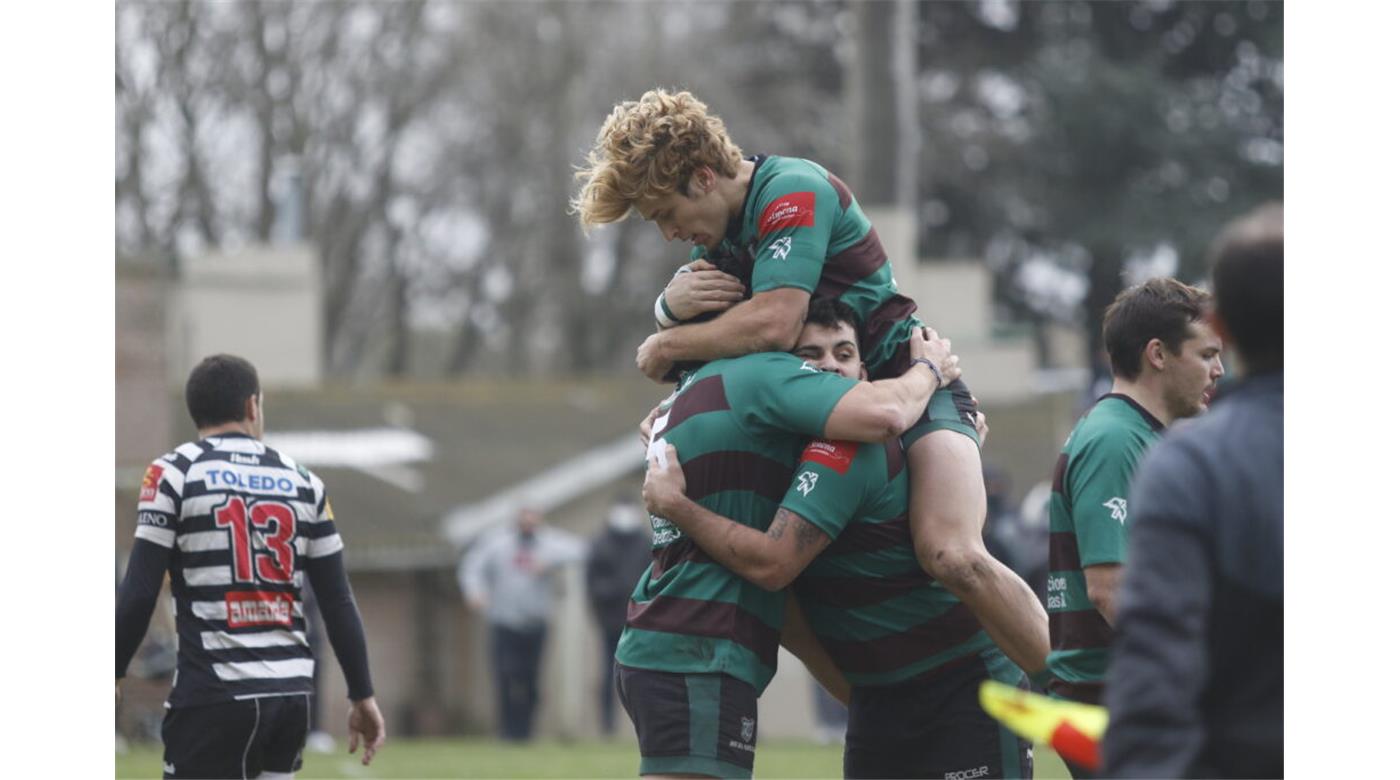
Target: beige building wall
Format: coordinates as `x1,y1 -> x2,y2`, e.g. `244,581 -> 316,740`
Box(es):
864,207 -> 1038,404
171,245 -> 322,390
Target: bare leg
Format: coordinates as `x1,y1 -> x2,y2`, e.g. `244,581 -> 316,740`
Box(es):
907,430 -> 1050,676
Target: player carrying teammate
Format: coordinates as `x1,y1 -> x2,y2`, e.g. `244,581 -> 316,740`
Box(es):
643,298 -> 1031,779
615,325 -> 958,779
116,355 -> 384,779
571,88 -> 1049,680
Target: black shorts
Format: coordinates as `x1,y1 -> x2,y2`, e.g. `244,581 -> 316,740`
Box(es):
844,650 -> 1033,779
161,694 -> 310,779
615,664 -> 758,779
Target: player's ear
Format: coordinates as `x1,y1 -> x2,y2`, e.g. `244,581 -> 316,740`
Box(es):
245,394 -> 261,425
693,166 -> 715,193
1144,338 -> 1168,371
859,362 -> 869,382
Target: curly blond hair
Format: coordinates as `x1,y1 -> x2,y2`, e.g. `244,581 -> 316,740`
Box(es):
570,89 -> 744,229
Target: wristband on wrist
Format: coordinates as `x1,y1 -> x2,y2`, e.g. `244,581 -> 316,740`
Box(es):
654,291 -> 680,329
912,357 -> 944,388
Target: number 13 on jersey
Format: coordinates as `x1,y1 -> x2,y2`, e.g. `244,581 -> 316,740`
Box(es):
213,497 -> 296,584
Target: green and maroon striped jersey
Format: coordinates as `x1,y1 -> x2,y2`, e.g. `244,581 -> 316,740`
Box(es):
690,155 -> 920,378
781,437 -> 997,687
616,352 -> 858,693
1046,394 -> 1164,703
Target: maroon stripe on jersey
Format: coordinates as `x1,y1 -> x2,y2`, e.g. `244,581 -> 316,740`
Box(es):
650,538 -> 712,579
825,513 -> 912,556
883,438 -> 906,482
1050,608 -> 1114,654
627,595 -> 779,666
1052,452 -> 1069,496
662,375 -> 730,432
821,602 -> 983,674
682,450 -> 794,504
813,229 -> 887,301
827,172 -> 854,211
795,569 -> 932,609
1049,531 -> 1082,571
863,296 -> 921,380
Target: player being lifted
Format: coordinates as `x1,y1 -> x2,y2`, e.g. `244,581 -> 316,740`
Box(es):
571,88 -> 1049,680
116,355 -> 384,779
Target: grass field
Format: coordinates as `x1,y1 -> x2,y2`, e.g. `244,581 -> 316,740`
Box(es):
115,737 -> 1072,778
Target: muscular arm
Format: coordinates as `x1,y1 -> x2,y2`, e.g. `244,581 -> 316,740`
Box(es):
823,365 -> 939,442
116,539 -> 171,679
780,591 -> 850,705
1084,563 -> 1124,626
643,444 -> 831,591
670,502 -> 830,592
305,551 -> 375,700
638,288 -> 811,381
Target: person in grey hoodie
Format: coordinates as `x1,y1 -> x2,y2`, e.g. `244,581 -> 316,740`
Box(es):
459,507 -> 583,741
1102,203 -> 1283,778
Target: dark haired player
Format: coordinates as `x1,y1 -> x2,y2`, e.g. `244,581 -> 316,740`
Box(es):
116,354 -> 384,779
1044,278 -> 1221,778
644,299 -> 1030,779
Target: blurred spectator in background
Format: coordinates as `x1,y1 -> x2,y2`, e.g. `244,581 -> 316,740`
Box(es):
1103,203 -> 1283,778
584,494 -> 652,736
459,507 -> 583,742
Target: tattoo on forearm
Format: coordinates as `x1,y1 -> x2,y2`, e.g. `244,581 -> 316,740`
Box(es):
766,510 -> 792,540
794,517 -> 827,554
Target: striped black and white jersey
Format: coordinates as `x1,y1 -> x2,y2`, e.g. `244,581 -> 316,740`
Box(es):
134,433 -> 343,707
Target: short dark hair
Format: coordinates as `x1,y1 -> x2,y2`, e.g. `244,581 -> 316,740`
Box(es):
805,297 -> 862,335
1208,202 -> 1283,373
185,354 -> 260,429
1102,278 -> 1212,380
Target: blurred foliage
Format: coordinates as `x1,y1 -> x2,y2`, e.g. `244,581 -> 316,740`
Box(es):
116,1 -> 1281,378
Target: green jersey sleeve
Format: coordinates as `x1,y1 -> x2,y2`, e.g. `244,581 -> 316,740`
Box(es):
778,439 -> 876,540
750,169 -> 840,295
1067,433 -> 1144,567
725,353 -> 857,439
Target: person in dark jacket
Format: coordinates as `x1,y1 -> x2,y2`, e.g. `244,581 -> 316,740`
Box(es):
1102,202 -> 1283,778
584,495 -> 653,734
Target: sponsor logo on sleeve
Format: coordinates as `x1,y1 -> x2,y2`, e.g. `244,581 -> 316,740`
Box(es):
225,591 -> 295,628
796,471 -> 821,496
140,464 -> 164,503
758,191 -> 815,235
137,511 -> 168,528
1102,497 -> 1128,524
800,440 -> 858,475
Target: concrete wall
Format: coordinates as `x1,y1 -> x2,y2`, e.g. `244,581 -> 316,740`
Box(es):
171,245 -> 322,390
865,206 -> 1039,404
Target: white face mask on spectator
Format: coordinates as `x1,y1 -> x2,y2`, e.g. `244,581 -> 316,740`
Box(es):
607,504 -> 642,533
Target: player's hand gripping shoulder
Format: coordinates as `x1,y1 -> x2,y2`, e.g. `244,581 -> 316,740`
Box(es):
910,326 -> 960,388
659,260 -> 746,324
642,444 -> 688,519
